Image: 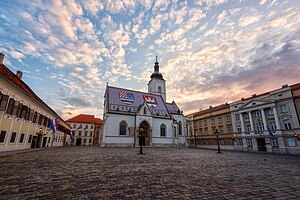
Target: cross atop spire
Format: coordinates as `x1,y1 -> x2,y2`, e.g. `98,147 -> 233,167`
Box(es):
154,55 -> 159,72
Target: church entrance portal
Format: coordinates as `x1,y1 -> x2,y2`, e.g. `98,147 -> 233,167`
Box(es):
138,121 -> 150,146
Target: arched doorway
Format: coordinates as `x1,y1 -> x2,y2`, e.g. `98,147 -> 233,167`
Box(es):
138,121 -> 150,146
76,137 -> 82,146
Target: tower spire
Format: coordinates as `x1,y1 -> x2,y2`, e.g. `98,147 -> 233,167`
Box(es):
154,55 -> 159,72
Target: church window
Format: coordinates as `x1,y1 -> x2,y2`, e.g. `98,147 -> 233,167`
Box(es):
179,121 -> 182,135
158,86 -> 161,93
119,121 -> 127,135
160,124 -> 166,137
143,107 -> 146,115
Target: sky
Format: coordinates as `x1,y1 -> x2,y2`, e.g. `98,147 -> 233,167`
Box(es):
0,0 -> 299,119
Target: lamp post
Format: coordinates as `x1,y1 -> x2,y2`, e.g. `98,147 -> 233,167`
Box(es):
215,129 -> 221,154
138,128 -> 145,154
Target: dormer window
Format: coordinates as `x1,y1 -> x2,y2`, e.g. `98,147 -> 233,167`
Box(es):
252,102 -> 256,106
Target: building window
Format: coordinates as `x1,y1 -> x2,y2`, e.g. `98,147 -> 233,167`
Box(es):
91,125 -> 93,129
79,124 -> 82,129
85,124 -> 88,129
227,125 -> 232,133
238,138 -> 243,146
237,125 -> 241,133
19,133 -> 25,143
160,124 -> 166,137
254,110 -> 262,118
204,128 -> 208,135
218,117 -> 222,124
90,131 -> 93,136
85,131 -> 88,136
28,135 -> 33,143
0,95 -> 9,111
204,120 -> 207,126
78,131 -> 82,136
83,138 -> 86,143
199,129 -> 203,135
199,121 -> 202,127
10,132 -> 17,143
219,127 -> 223,134
235,114 -> 240,121
283,117 -> 292,130
158,86 -> 161,93
73,124 -> 76,129
89,138 -> 92,144
6,98 -> 15,115
271,138 -> 279,148
257,123 -> 264,132
244,113 -> 248,119
178,121 -> 182,136
246,138 -> 253,147
270,122 -> 277,131
287,138 -> 296,147
226,115 -> 231,122
0,131 -> 7,143
246,125 -> 251,134
119,121 -> 127,135
220,139 -> 225,145
205,139 -> 209,145
280,104 -> 288,113
268,108 -> 274,116
211,118 -> 215,125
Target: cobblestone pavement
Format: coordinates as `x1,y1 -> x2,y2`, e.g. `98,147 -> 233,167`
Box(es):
0,147 -> 299,200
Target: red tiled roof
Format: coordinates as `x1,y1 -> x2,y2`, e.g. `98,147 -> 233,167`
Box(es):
291,83 -> 300,90
192,103 -> 230,117
94,118 -> 103,125
0,63 -> 68,126
67,114 -> 102,125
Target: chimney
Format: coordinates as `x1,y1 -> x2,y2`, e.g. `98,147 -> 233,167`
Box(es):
0,52 -> 4,64
16,71 -> 23,80
282,84 -> 288,88
241,97 -> 245,101
252,94 -> 256,97
209,106 -> 213,109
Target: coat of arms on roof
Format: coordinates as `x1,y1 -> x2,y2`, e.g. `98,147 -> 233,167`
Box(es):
119,90 -> 135,105
143,95 -> 157,107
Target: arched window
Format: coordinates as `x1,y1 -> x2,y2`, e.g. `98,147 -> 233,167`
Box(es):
143,107 -> 147,115
179,121 -> 182,136
160,124 -> 166,137
119,121 -> 127,135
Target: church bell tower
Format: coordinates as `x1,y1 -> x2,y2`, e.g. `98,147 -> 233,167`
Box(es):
148,56 -> 166,101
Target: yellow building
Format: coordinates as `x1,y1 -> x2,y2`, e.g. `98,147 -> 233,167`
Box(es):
187,103 -> 234,150
0,52 -> 71,152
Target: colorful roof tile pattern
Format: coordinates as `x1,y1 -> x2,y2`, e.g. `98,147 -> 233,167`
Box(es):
106,86 -> 174,118
66,114 -> 102,125
166,101 -> 181,114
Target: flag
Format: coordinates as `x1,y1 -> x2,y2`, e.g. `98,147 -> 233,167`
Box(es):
267,126 -> 275,137
70,131 -> 74,140
254,128 -> 263,136
50,119 -> 58,133
119,90 -> 135,105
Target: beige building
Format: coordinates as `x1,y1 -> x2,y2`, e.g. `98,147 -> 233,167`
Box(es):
66,114 -> 102,146
186,103 -> 234,150
230,84 -> 300,154
0,52 -> 71,152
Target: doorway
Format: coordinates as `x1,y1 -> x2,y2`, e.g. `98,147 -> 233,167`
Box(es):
138,121 -> 150,146
31,136 -> 37,148
76,137 -> 82,146
36,134 -> 42,148
42,137 -> 47,148
257,138 -> 267,151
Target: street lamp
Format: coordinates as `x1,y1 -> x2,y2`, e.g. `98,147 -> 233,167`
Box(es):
138,128 -> 145,154
215,129 -> 221,154
295,133 -> 300,141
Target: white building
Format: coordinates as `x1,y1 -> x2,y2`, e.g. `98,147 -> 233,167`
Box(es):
101,58 -> 187,147
230,84 -> 300,154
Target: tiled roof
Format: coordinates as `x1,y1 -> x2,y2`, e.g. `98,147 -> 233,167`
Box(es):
66,114 -> 102,125
291,83 -> 300,90
0,63 -> 68,127
166,101 -> 181,114
191,103 -> 230,117
106,86 -> 171,118
94,118 -> 103,125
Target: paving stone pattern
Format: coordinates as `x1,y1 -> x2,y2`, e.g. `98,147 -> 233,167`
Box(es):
0,147 -> 300,200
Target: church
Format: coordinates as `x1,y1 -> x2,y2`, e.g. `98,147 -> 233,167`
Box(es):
101,57 -> 187,147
